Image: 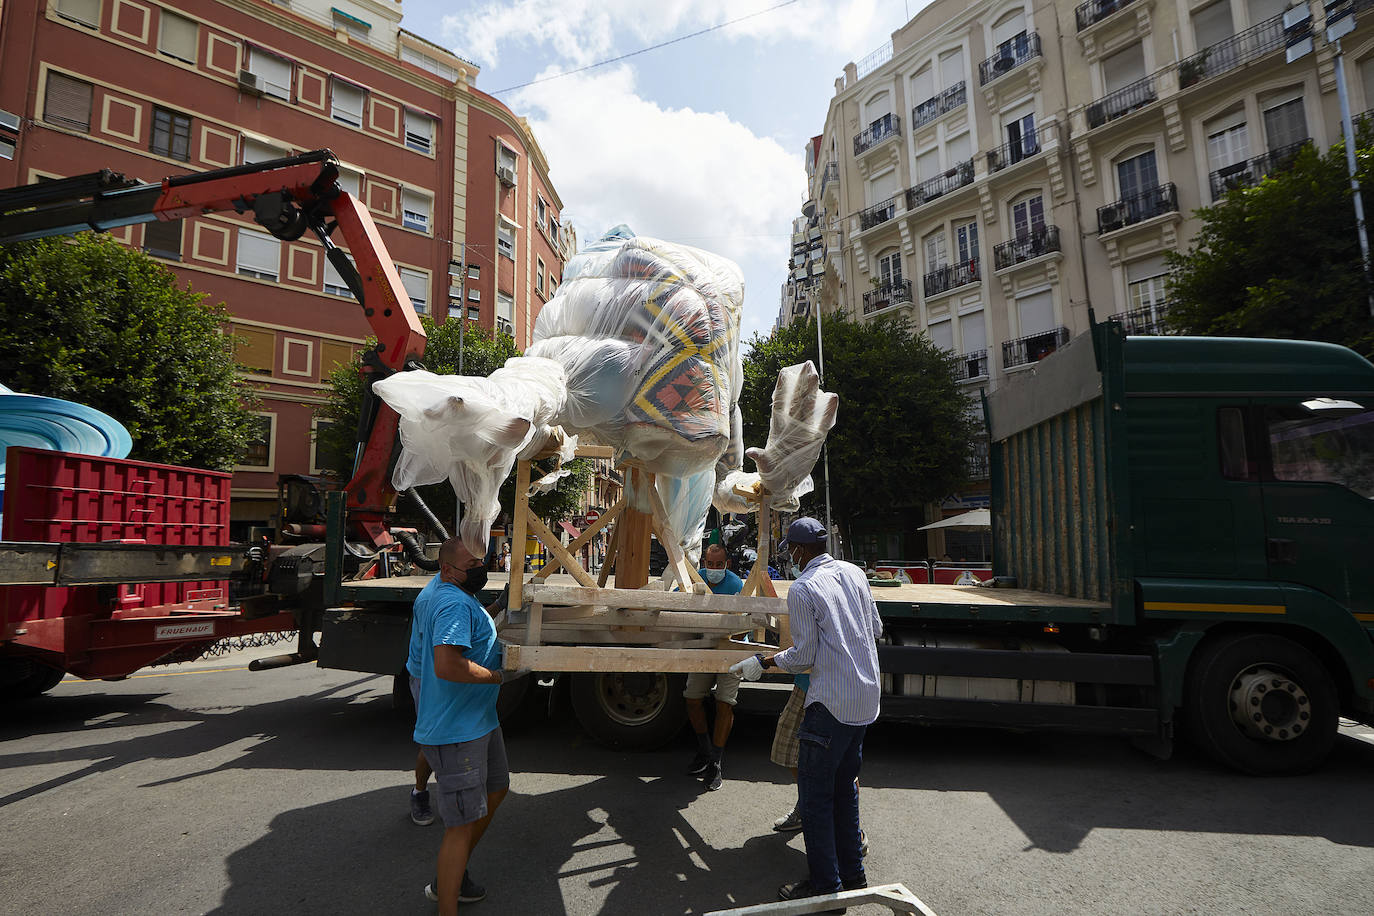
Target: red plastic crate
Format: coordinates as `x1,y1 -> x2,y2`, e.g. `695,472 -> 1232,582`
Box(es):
2,446 -> 232,626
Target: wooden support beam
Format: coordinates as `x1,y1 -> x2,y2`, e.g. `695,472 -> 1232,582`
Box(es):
536,496 -> 625,580
526,602 -> 543,645
524,512 -> 598,588
615,467 -> 653,589
503,643 -> 760,673
597,519 -> 620,588
740,493 -> 773,598
525,584 -> 784,615
509,458 -> 532,613
640,473 -> 707,595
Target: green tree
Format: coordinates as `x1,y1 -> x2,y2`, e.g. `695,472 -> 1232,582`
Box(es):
740,310 -> 978,528
316,315 -> 592,533
1166,139 -> 1374,358
0,234 -> 257,469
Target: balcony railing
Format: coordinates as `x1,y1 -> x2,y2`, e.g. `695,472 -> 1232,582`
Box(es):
923,259 -> 980,298
1086,73 -> 1158,128
986,124 -> 1047,173
993,225 -> 1061,270
858,196 -> 898,231
906,159 -> 975,210
854,113 -> 901,156
1076,0 -> 1139,31
979,32 -> 1042,85
1118,302 -> 1174,336
863,279 -> 913,314
1177,13 -> 1284,89
1002,326 -> 1069,369
819,161 -> 839,197
956,348 -> 989,381
912,82 -> 967,129
1097,183 -> 1178,234
1208,139 -> 1309,198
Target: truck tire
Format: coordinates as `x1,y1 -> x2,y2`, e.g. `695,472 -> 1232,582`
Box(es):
1185,632 -> 1338,775
0,659 -> 66,700
570,672 -> 686,751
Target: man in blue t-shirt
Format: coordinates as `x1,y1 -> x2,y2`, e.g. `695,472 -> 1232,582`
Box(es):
409,537 -> 509,915
683,543 -> 745,790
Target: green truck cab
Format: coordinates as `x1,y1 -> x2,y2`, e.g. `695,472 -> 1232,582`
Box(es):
948,320 -> 1373,774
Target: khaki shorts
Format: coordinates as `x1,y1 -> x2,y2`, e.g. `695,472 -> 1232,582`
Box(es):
770,684 -> 807,768
421,728 -> 510,828
683,671 -> 741,706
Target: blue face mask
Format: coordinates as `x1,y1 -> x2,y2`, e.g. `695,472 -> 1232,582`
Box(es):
704,567 -> 727,585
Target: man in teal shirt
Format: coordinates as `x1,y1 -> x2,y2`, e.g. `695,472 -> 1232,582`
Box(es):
684,543 -> 745,790
410,537 -> 509,914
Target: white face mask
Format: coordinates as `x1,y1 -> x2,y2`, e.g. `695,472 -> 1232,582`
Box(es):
704,567 -> 727,584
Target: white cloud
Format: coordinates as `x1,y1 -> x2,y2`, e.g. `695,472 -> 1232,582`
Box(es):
512,66 -> 804,339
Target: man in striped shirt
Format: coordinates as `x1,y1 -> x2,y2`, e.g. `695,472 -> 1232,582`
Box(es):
734,516 -> 882,907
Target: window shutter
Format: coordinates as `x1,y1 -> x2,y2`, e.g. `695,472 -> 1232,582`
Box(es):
399,267 -> 428,312
1126,254 -> 1168,283
143,220 -> 183,260
56,0 -> 99,26
159,11 -> 198,63
44,73 -> 92,131
405,110 -> 434,152
248,49 -> 293,100
243,138 -> 287,164
929,320 -> 954,352
331,80 -> 365,127
1017,291 -> 1055,336
961,312 -> 987,353
236,229 -> 281,279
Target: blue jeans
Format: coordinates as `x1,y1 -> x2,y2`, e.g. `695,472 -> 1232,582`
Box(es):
797,702 -> 866,892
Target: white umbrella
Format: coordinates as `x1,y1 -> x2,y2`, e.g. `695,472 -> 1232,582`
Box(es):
917,508 -> 990,531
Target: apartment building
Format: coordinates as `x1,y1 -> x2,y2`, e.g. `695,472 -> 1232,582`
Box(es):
0,0 -> 573,538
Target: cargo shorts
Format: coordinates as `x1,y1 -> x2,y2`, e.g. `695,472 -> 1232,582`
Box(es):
683,671 -> 741,706
421,728 -> 510,828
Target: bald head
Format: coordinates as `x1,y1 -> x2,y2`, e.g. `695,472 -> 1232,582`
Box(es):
438,537 -> 481,585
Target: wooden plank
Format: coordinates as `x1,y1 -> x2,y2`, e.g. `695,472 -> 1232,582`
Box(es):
499,627 -> 738,646
597,519 -> 620,588
526,601 -> 543,646
602,609 -> 758,631
535,497 -> 625,580
509,459 -> 531,612
539,604 -> 600,621
503,643 -> 760,673
616,467 -> 653,588
524,512 -> 599,588
526,584 -> 785,615
740,494 -> 772,597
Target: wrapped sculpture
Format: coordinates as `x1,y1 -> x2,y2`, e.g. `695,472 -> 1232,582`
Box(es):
373,226 -> 835,557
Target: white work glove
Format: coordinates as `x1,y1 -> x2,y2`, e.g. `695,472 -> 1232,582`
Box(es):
729,654 -> 765,681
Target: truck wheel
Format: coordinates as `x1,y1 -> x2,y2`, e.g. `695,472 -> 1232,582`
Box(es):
570,672 -> 685,751
1185,633 -> 1338,775
0,659 -> 66,700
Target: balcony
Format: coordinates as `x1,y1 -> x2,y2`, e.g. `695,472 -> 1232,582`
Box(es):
993,225 -> 1061,270
978,32 -> 1042,86
1086,73 -> 1158,129
911,82 -> 967,130
923,259 -> 980,298
1208,139 -> 1309,198
1097,183 -> 1178,234
906,159 -> 975,211
819,161 -> 839,198
854,113 -> 901,156
1002,326 -> 1069,369
862,278 -> 913,314
1177,14 -> 1284,90
956,348 -> 989,381
986,125 -> 1047,174
1118,302 -> 1173,335
858,196 -> 898,231
1076,0 -> 1139,31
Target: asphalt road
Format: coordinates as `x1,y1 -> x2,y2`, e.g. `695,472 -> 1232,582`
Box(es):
3,646 -> 1374,916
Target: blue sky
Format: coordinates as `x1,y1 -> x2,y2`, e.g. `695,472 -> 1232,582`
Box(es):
396,0 -> 913,340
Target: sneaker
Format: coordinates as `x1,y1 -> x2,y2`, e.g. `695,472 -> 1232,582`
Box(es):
423,871 -> 486,904
777,879 -> 846,914
686,751 -> 712,776
859,828 -> 868,858
772,807 -> 803,832
410,789 -> 434,826
700,761 -> 723,791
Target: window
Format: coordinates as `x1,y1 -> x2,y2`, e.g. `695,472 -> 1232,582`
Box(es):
877,249 -> 903,287
310,418 -> 335,475
867,168 -> 898,205
1117,149 -> 1158,200
401,189 -> 430,232
1192,1 -> 1234,50
939,49 -> 963,88
44,73 -> 92,132
924,230 -> 947,270
1,110 -> 19,160
330,79 -> 365,128
467,263 -> 480,280
320,340 -> 354,373
1266,405 -> 1374,496
992,9 -> 1027,50
537,196 -> 547,228
497,143 -> 518,172
956,220 -> 979,265
945,131 -> 971,165
536,256 -> 546,294
1206,112 -> 1249,174
929,319 -> 954,351
246,48 -> 292,100
322,255 -> 351,297
236,228 -> 281,281
1263,95 -> 1307,150
332,9 -> 370,42
405,110 -> 434,153
150,107 -> 191,161
142,220 -> 182,260
916,148 -> 941,181
910,66 -> 933,104
1017,290 -> 1055,336
1006,113 -> 1038,161
1102,43 -> 1146,94
335,166 -> 361,199
1217,408 -> 1254,480
234,327 -> 275,374
547,213 -> 558,238
961,311 -> 987,355
399,267 -> 428,313
863,89 -> 892,123
243,137 -> 287,165
497,221 -> 515,259
158,10 -> 197,63
497,292 -> 514,335
56,0 -> 99,27
1011,194 -> 1045,239
237,413 -> 275,470
466,305 -> 480,322
401,45 -> 461,83
1127,254 -> 1169,311
467,288 -> 480,301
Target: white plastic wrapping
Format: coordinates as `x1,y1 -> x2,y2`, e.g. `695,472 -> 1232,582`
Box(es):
745,360 -> 838,506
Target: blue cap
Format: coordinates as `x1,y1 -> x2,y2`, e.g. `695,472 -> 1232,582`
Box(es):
780,517 -> 827,547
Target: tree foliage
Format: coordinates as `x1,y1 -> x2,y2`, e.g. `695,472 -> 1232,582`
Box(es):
740,310 -> 977,527
316,315 -> 592,532
1166,139 -> 1374,358
0,234 -> 257,469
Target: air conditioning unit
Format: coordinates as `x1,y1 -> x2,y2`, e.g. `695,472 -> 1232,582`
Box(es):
1099,205 -> 1124,232
992,55 -> 1015,74
237,70 -> 263,96
496,165 -> 516,187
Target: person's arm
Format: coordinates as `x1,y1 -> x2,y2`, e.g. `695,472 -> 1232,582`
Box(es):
433,643 -> 503,684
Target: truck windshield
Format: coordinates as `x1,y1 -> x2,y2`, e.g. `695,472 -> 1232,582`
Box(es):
1266,407 -> 1374,498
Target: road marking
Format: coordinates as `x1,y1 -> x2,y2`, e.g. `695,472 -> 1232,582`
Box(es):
126,666 -> 250,679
